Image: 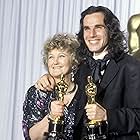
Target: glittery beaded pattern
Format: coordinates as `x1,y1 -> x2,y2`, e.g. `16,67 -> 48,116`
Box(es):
22,85 -> 77,140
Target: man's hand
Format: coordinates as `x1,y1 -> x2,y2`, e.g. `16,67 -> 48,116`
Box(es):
35,74 -> 55,91
85,103 -> 107,121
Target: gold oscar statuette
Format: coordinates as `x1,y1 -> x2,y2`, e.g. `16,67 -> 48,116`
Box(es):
85,76 -> 108,140
85,76 -> 103,124
47,74 -> 68,140
54,74 -> 68,124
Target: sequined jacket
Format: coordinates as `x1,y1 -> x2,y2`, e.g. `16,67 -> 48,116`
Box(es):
22,85 -> 87,140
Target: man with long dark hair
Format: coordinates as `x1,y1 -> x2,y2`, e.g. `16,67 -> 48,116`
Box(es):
35,6 -> 140,140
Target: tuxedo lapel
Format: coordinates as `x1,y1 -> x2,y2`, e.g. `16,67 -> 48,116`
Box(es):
100,59 -> 119,91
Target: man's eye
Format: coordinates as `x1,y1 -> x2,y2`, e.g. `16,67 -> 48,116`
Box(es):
95,25 -> 106,30
83,27 -> 90,31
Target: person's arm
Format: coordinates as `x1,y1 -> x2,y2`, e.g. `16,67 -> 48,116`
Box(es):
29,101 -> 64,140
23,86 -> 65,140
22,86 -> 51,140
29,115 -> 49,140
35,74 -> 55,91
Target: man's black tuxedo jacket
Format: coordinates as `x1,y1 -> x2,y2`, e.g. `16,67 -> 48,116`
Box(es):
75,53 -> 140,140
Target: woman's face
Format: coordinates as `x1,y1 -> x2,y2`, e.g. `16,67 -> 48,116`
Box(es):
47,48 -> 72,80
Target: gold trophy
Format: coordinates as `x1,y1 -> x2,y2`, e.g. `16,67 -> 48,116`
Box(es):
85,76 -> 108,140
47,74 -> 68,140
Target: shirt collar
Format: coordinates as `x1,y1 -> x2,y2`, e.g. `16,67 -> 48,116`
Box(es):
93,50 -> 108,60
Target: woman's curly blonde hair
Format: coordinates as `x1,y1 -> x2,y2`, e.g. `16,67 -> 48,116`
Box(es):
42,33 -> 80,67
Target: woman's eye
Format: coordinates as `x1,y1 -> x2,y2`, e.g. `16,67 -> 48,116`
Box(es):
48,55 -> 53,59
59,54 -> 65,57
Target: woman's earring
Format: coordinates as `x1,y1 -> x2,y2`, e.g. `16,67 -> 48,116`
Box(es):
71,71 -> 74,82
71,65 -> 77,82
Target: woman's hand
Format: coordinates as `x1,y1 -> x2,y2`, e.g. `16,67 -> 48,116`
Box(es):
49,100 -> 65,119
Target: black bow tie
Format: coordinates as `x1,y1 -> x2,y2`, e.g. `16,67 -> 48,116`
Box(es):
86,55 -> 110,84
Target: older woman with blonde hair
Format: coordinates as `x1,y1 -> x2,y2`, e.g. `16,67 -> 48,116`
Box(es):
22,33 -> 87,140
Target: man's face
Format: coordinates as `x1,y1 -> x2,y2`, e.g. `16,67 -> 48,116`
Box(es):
83,12 -> 109,55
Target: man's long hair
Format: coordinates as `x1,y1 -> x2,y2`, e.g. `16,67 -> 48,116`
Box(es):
77,6 -> 127,61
